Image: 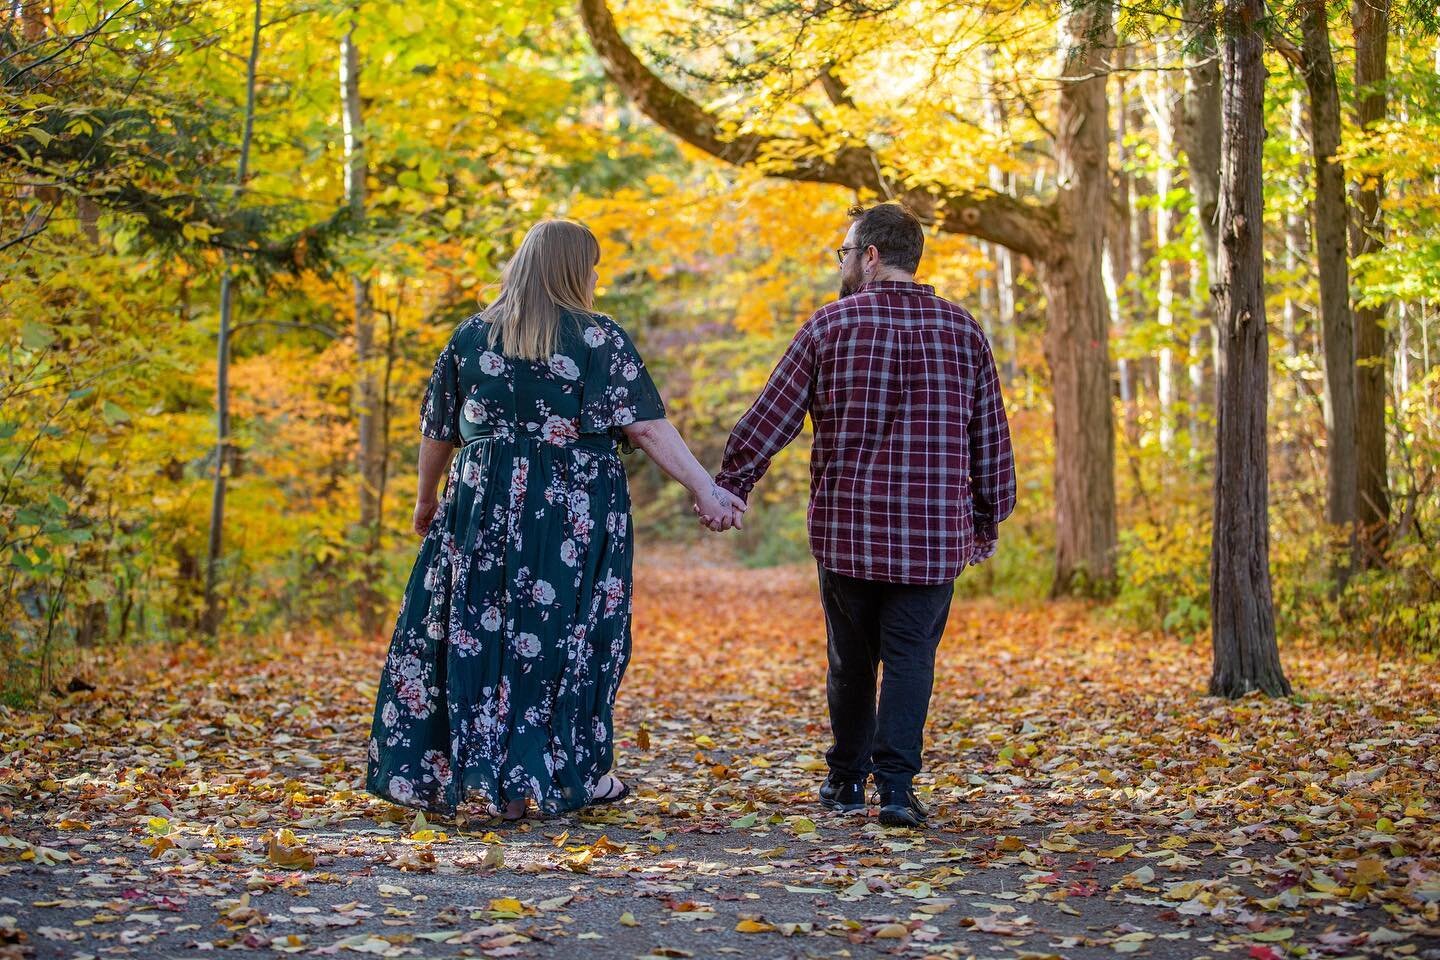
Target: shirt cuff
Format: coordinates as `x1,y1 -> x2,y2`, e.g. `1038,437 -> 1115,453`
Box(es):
973,518 -> 997,542
714,474 -> 751,503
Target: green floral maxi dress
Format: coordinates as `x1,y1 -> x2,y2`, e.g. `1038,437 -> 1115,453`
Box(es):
365,309 -> 665,816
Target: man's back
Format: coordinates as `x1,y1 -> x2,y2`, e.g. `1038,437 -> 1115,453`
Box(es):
716,279 -> 1015,585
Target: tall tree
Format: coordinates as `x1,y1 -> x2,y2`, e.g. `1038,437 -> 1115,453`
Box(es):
1180,0 -> 1223,445
340,6 -> 386,634
1297,0 -> 1359,554
1351,0 -> 1391,561
203,0 -> 263,637
1210,0 -> 1292,698
1180,0 -> 1223,293
1143,52 -> 1181,453
1106,43 -> 1138,437
1282,89 -> 1311,361
983,46 -> 1021,385
578,0 -> 1119,594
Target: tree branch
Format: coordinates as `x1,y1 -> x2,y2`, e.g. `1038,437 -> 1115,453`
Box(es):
577,0 -> 1055,260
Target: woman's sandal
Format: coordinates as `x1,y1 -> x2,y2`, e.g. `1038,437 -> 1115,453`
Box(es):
587,773 -> 629,807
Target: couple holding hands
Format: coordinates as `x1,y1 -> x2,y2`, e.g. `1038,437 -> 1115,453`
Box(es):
365,202 -> 1015,828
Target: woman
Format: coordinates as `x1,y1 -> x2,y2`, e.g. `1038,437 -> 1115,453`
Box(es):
364,219 -> 741,820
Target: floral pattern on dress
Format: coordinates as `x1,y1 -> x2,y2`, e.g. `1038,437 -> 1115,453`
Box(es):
365,309 -> 666,815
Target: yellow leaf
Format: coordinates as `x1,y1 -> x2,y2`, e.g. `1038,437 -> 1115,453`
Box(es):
735,919 -> 774,933
488,897 -> 525,914
1351,857 -> 1387,886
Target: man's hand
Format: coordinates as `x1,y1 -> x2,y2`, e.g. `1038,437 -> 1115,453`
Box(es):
969,538 -> 997,565
413,496 -> 440,536
692,482 -> 747,533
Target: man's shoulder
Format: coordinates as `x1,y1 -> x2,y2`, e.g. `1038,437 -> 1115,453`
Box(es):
808,287 -> 983,336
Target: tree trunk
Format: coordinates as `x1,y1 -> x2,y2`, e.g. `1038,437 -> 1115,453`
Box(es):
1180,0 -> 1222,281
1127,92 -> 1156,401
1282,90 -> 1309,362
1105,44 -> 1136,437
1351,0 -> 1390,562
1179,0 -> 1223,417
1145,55 -> 1179,453
1299,0 -> 1358,541
576,0 -> 1116,594
203,0 -> 262,638
340,11 -> 385,634
1046,1 -> 1117,597
1188,286 -> 1208,450
983,47 -> 1020,385
1210,0 -> 1291,699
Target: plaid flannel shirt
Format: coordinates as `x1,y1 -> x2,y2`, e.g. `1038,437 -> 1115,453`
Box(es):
715,280 -> 1016,585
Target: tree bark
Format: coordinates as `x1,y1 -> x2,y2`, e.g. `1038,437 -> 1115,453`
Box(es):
1299,0 -> 1358,540
983,46 -> 1020,385
1144,55 -> 1179,453
1105,44 -> 1136,436
1351,0 -> 1390,561
1179,0 -> 1223,416
1180,0 -> 1222,277
341,10 -> 385,635
1210,0 -> 1291,699
1127,91 -> 1156,401
203,0 -> 262,638
576,0 -> 1117,594
1046,2 -> 1117,596
1283,89 -> 1310,362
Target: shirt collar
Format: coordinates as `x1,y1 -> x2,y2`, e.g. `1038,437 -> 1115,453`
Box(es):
856,278 -> 935,296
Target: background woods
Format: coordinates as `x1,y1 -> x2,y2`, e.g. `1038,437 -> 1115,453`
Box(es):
3,0 -> 1440,696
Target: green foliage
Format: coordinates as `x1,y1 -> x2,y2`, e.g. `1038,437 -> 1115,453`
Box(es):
1112,515 -> 1212,642
4,0 -> 1439,699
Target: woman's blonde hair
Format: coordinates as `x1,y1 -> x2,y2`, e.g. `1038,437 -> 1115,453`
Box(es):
482,219 -> 601,361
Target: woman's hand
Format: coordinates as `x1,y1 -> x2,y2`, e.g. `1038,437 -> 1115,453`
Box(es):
692,482 -> 746,532
413,496 -> 440,536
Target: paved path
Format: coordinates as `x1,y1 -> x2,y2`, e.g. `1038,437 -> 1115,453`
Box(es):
2,557 -> 1437,959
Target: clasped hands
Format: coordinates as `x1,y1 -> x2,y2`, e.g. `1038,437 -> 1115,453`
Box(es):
692,481 -> 747,533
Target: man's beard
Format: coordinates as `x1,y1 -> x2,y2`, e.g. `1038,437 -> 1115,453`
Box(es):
839,267 -> 863,298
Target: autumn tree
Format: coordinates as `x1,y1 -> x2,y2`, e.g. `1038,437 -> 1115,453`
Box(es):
1292,0 -> 1358,575
338,5 -> 388,635
1350,0 -> 1390,561
204,0 -> 264,637
1209,0 -> 1291,698
578,0 -> 1120,596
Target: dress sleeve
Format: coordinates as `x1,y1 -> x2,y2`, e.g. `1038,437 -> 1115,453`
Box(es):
580,316 -> 666,446
419,335 -> 462,447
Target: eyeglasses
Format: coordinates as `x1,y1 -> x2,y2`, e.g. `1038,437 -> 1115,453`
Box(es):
834,245 -> 859,265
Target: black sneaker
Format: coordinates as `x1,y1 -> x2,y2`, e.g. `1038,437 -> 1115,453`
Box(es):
818,775 -> 866,814
877,786 -> 928,828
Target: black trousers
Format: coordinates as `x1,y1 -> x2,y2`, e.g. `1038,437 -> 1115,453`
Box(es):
818,564 -> 954,792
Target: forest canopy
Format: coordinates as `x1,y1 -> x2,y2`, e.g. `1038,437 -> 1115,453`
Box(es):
3,0 -> 1439,694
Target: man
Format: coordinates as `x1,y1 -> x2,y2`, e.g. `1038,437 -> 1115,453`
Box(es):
708,202 -> 1016,828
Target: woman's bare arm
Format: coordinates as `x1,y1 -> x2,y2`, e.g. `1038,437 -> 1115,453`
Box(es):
413,437 -> 458,535
620,418 -> 745,530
